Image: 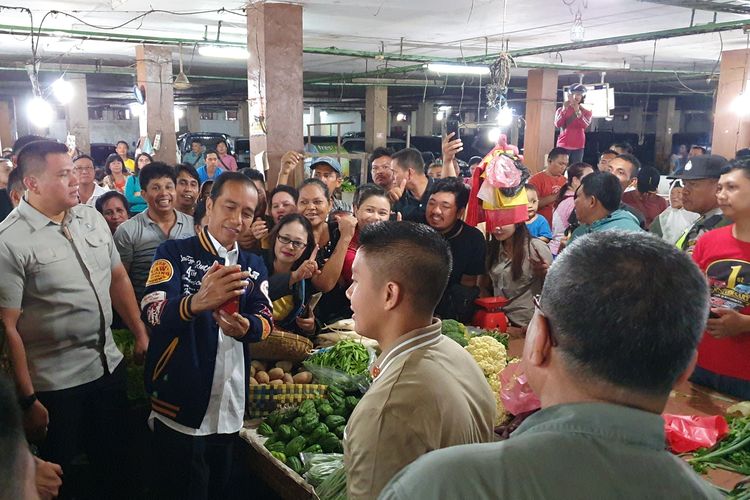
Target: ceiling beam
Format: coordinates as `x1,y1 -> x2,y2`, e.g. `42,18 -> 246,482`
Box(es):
639,0 -> 750,15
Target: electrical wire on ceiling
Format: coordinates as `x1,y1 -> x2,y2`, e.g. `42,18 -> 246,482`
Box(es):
641,38 -> 658,145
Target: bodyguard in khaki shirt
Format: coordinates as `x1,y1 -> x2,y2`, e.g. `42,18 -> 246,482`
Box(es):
0,141 -> 148,499
343,221 -> 495,500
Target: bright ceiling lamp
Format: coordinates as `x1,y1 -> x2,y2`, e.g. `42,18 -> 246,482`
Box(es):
487,128 -> 501,143
497,106 -> 514,127
198,45 -> 248,60
27,97 -> 54,128
426,63 -> 490,76
52,77 -> 74,104
396,112 -> 407,121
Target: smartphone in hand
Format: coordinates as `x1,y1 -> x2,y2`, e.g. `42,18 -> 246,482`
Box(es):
219,296 -> 240,316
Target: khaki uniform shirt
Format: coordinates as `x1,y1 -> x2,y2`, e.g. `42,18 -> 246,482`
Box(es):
344,320 -> 496,500
0,199 -> 123,391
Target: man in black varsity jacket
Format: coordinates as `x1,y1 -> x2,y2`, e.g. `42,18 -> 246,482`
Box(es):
142,172 -> 273,499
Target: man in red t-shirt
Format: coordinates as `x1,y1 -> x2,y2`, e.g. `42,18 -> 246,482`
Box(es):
529,147 -> 569,226
691,158 -> 750,400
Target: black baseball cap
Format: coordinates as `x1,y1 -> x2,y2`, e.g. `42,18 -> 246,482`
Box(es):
669,154 -> 729,180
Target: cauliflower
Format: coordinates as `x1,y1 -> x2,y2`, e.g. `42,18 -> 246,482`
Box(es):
466,336 -> 508,425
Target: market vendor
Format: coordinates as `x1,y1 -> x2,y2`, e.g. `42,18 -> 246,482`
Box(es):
263,213 -> 319,336
344,221 -> 496,500
380,231 -> 721,499
690,158 -> 750,400
142,172 -> 273,500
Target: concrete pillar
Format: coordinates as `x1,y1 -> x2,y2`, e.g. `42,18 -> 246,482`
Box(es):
365,86 -> 388,151
247,3 -> 304,187
64,74 -> 90,155
415,101 -> 434,136
0,100 -> 13,151
14,96 -> 31,137
309,105 -> 322,136
238,101 -> 249,137
655,97 -> 676,170
713,49 -> 750,158
524,69 -> 558,173
629,106 -> 644,135
509,118 -> 520,148
136,45 -> 177,164
186,105 -> 201,132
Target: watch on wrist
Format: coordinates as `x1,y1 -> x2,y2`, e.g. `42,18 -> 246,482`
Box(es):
18,393 -> 37,411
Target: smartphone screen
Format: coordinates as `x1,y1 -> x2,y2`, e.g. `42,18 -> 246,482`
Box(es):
446,119 -> 460,139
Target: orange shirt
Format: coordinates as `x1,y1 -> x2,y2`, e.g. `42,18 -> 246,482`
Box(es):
529,171 -> 566,225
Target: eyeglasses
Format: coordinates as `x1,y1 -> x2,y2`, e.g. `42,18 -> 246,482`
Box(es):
532,294 -> 558,347
277,234 -> 307,250
73,166 -> 94,172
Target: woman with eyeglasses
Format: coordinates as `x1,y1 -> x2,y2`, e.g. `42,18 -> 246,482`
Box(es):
297,178 -> 357,325
123,152 -> 153,214
263,214 -> 320,335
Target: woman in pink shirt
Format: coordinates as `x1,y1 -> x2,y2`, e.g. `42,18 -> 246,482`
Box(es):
216,139 -> 238,171
554,83 -> 593,165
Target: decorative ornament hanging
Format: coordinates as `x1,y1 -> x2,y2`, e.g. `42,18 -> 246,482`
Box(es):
485,52 -> 515,110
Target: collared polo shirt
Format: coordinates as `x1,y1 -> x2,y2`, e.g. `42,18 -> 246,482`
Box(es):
85,183 -> 110,206
0,199 -> 123,391
114,209 -> 194,301
393,177 -> 433,224
344,319 -> 495,500
379,403 -> 723,500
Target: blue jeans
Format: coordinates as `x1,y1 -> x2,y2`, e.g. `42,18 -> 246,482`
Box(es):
690,365 -> 750,400
565,148 -> 584,166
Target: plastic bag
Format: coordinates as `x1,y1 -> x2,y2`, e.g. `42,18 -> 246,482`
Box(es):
301,453 -> 343,487
499,361 -> 541,415
485,153 -> 522,189
303,345 -> 377,393
663,414 -> 730,453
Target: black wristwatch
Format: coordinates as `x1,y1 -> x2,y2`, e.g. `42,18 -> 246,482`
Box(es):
18,393 -> 37,411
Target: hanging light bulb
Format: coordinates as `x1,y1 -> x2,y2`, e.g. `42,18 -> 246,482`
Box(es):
27,97 -> 54,129
435,110 -> 445,121
52,78 -> 74,104
570,10 -> 585,43
497,106 -> 514,127
487,128 -> 501,143
396,112 -> 407,122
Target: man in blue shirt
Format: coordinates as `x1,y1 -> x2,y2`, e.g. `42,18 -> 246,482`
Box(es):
197,150 -> 224,184
182,139 -> 206,169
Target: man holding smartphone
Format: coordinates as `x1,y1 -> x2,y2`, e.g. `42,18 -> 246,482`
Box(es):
141,172 -> 273,499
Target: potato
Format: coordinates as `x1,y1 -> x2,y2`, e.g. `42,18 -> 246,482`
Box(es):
268,367 -> 285,381
275,360 -> 293,373
250,366 -> 256,378
269,379 -> 284,385
282,373 -> 294,385
292,371 -> 312,384
255,371 -> 270,384
249,377 -> 259,385
251,360 -> 267,372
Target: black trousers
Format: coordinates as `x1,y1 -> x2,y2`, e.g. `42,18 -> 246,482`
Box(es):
36,361 -> 130,500
151,419 -> 236,500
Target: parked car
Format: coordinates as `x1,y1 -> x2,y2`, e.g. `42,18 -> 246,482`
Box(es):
176,132 -> 234,159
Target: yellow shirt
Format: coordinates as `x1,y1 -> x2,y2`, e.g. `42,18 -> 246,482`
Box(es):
124,158 -> 135,173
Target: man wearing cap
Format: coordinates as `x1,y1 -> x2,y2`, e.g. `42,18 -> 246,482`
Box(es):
670,154 -> 731,255
311,156 -> 352,214
554,83 -> 592,166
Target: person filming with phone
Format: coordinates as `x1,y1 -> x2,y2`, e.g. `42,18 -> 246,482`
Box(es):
141,172 -> 273,500
554,83 -> 592,166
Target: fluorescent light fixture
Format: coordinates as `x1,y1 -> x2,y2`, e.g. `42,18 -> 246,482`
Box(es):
198,45 -> 248,60
174,107 -> 185,120
27,97 -> 54,128
427,63 -> 490,76
396,112 -> 407,121
435,111 -> 445,121
438,105 -> 452,112
52,78 -> 74,105
487,127 -> 501,143
497,106 -> 513,127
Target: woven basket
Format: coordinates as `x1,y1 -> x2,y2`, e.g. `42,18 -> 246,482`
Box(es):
251,329 -> 313,362
246,383 -> 327,418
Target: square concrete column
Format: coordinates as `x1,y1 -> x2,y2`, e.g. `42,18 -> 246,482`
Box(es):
628,106 -> 644,135
0,100 -> 13,151
524,69 -> 558,173
247,3 -> 304,186
655,97 -> 676,170
186,105 -> 201,132
365,86 -> 388,151
712,49 -> 750,157
415,100 -> 434,136
135,45 -> 177,164
238,101 -> 249,137
308,105 -> 323,136
64,74 -> 90,155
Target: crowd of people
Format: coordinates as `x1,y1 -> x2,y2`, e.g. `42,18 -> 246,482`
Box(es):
0,125 -> 748,500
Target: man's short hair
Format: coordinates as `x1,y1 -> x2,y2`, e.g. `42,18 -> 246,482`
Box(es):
12,134 -> 45,156
190,138 -> 203,146
723,156 -> 750,179
691,145 -> 707,154
205,150 -> 219,159
116,140 -> 129,148
140,162 -> 176,191
541,231 -> 709,396
611,142 -> 634,154
73,154 -> 95,164
0,376 -> 30,500
210,171 -> 257,201
359,221 -> 452,315
600,149 -> 618,158
548,147 -> 569,162
391,148 -> 425,175
240,167 -> 266,184
175,164 -> 200,184
580,171 -> 622,213
7,167 -> 24,196
615,153 -> 641,179
429,177 -> 470,211
16,140 -> 68,177
369,147 -> 394,166
95,190 -> 130,214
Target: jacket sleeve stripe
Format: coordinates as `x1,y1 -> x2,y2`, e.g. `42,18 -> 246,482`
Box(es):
152,337 -> 180,382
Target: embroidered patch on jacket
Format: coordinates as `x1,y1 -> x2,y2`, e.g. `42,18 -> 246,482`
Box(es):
146,300 -> 167,326
146,259 -> 174,286
140,290 -> 167,310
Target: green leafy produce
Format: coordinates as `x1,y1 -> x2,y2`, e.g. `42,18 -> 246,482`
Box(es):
266,411 -> 283,429
265,435 -> 279,446
476,329 -> 510,350
258,423 -> 274,437
328,391 -> 345,408
300,413 -> 321,434
345,396 -> 360,412
315,465 -> 347,500
318,403 -> 334,418
303,444 -> 323,454
277,424 -> 294,442
265,441 -> 286,454
292,416 -> 305,431
270,451 -> 287,464
306,340 -> 371,376
308,423 -> 329,444
288,456 -> 305,475
325,415 -> 346,429
320,433 -> 343,453
689,416 -> 750,476
285,435 -> 307,457
304,453 -> 343,488
299,399 -> 316,415
441,320 -> 468,347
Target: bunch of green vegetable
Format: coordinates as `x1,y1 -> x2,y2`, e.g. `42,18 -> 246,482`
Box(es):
689,416 -> 750,476
305,340 -> 370,376
303,453 -> 344,487
315,465 -> 347,500
441,320 -> 468,347
261,386 -> 360,475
